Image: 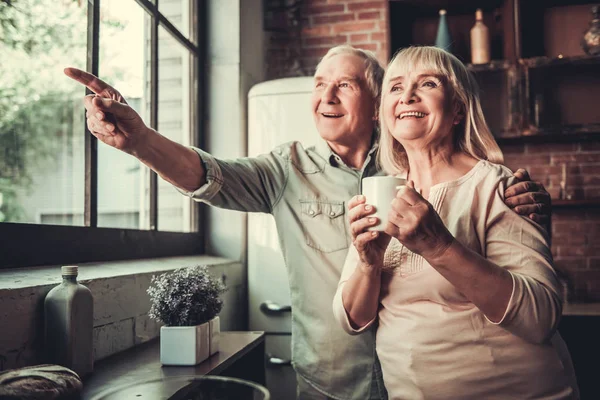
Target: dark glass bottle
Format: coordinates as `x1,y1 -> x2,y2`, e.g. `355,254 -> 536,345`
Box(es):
44,266 -> 94,377
435,9 -> 453,53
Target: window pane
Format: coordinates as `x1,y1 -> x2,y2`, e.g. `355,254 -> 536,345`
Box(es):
97,0 -> 152,229
0,0 -> 87,225
157,26 -> 194,232
160,0 -> 194,45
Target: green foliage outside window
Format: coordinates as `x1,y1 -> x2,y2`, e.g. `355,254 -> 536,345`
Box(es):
0,0 -> 125,222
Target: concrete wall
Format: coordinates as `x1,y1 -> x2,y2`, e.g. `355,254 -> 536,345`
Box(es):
204,0 -> 264,262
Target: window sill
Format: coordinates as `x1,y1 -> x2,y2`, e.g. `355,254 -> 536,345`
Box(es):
0,255 -> 238,290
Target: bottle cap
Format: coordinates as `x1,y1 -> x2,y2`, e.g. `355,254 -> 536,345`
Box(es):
61,266 -> 78,276
475,9 -> 483,20
439,9 -> 446,16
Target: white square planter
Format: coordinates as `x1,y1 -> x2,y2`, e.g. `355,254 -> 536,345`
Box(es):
160,322 -> 210,366
209,316 -> 220,356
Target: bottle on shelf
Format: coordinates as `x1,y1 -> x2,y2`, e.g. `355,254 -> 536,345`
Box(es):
435,9 -> 453,53
470,8 -> 491,64
44,265 -> 94,378
581,5 -> 600,56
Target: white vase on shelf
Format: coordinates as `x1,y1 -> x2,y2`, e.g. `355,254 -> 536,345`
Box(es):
209,316 -> 220,356
160,316 -> 220,366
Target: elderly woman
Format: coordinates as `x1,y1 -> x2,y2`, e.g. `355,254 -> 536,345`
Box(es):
332,46 -> 579,399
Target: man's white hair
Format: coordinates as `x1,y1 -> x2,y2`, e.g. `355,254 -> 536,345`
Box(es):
315,45 -> 385,109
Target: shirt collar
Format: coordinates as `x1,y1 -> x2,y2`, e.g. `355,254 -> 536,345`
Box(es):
315,131 -> 379,167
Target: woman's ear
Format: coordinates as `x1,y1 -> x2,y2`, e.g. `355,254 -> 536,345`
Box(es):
453,113 -> 463,125
453,102 -> 464,125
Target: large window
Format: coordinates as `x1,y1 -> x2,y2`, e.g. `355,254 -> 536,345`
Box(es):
1,0 -> 205,268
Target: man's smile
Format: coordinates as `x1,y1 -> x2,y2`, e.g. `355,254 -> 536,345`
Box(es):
321,112 -> 344,118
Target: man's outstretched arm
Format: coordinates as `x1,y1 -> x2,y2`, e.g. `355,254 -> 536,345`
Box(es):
64,67 -> 205,192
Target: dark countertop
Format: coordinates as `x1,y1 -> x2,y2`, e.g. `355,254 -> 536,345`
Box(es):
82,331 -> 265,399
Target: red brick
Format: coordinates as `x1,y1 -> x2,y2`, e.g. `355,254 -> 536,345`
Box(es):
313,13 -> 355,24
305,4 -> 345,14
552,220 -> 587,232
581,164 -> 600,174
352,42 -> 378,51
584,187 -> 600,199
504,154 -> 552,166
579,141 -> 600,152
304,35 -> 348,46
529,165 -> 562,176
302,25 -> 332,36
583,176 -> 600,185
554,258 -> 588,270
552,153 -> 600,164
557,246 -> 586,257
526,143 -> 579,154
332,21 -> 376,34
358,11 -> 381,20
350,33 -> 369,42
347,1 -> 386,12
371,32 -> 386,42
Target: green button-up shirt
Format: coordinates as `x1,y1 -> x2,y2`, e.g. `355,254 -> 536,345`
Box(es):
184,138 -> 382,400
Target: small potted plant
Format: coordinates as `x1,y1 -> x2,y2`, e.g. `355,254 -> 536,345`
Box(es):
147,265 -> 227,366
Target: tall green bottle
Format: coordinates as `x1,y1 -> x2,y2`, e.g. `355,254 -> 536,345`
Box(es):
44,266 -> 94,378
435,9 -> 453,53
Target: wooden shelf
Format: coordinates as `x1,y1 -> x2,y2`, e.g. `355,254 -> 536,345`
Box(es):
552,199 -> 600,208
495,124 -> 600,144
519,55 -> 600,69
467,59 -> 512,72
81,332 -> 266,399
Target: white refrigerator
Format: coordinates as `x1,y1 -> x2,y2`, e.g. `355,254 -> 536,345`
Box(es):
247,77 -> 319,399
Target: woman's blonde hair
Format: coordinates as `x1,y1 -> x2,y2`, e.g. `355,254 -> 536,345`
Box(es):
377,46 -> 503,175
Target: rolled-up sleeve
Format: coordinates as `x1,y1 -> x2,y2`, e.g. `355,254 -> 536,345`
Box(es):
176,148 -> 225,201
333,245 -> 377,335
484,175 -> 562,344
176,145 -> 290,214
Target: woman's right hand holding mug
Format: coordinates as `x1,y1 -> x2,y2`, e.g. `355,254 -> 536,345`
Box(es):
348,195 -> 391,273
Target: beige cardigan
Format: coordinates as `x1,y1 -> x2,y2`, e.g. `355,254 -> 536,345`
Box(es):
333,160 -> 579,400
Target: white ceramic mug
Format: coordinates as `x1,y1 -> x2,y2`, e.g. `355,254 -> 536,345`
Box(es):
361,176 -> 407,231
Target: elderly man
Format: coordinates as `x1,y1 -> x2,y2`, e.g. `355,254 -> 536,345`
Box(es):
65,45 -> 550,400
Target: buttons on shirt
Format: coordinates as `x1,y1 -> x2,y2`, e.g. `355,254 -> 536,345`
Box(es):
309,210 -> 315,216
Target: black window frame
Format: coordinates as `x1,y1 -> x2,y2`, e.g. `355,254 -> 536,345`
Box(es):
1,0 -> 207,270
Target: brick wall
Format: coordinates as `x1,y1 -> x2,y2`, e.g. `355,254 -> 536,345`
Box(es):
501,142 -> 600,302
264,0 -> 389,79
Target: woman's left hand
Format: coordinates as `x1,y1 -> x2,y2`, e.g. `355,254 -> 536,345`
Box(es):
385,181 -> 455,261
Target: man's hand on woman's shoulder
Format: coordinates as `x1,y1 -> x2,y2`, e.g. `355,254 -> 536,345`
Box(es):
504,168 -> 552,229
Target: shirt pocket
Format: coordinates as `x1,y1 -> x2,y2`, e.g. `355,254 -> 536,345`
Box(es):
300,200 -> 349,253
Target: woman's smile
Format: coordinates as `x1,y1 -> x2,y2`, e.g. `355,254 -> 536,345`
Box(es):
397,111 -> 428,119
